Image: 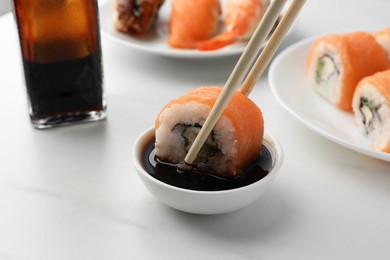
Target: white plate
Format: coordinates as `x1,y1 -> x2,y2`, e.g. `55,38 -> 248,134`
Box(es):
269,36 -> 390,162
99,0 -> 255,59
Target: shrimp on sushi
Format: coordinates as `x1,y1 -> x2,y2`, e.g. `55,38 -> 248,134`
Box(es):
168,0 -> 221,49
155,86 -> 264,178
307,31 -> 390,111
198,0 -> 269,51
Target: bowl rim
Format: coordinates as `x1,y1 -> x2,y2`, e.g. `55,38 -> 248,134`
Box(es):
132,127 -> 284,195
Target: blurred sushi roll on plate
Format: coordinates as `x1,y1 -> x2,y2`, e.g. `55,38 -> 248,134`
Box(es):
100,0 -> 289,59
167,0 -> 221,49
269,30 -> 390,161
352,70 -> 390,153
375,28 -> 390,61
306,31 -> 389,111
113,0 -> 165,36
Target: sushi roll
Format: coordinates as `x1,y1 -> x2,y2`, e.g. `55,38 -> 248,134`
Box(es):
307,31 -> 390,111
375,28 -> 390,61
155,86 -> 264,178
114,0 -> 165,36
352,70 -> 390,153
168,0 -> 221,49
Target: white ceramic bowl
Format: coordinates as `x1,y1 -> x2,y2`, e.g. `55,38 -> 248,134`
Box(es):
132,127 -> 283,215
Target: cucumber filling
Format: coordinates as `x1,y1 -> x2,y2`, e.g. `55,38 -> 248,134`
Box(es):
359,97 -> 382,134
172,124 -> 220,169
316,55 -> 340,84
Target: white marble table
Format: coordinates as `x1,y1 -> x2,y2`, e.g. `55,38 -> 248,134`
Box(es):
0,0 -> 10,16
1,0 -> 390,259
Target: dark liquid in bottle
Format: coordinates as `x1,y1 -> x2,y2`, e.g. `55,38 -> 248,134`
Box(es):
23,51 -> 103,119
142,139 -> 273,191
14,0 -> 104,126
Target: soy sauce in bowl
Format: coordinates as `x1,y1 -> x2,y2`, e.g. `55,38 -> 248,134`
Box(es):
141,139 -> 273,191
132,127 -> 283,214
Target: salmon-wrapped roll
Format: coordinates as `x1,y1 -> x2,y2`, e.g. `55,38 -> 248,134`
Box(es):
168,0 -> 221,49
155,86 -> 264,178
352,70 -> 390,153
375,28 -> 390,61
307,32 -> 389,111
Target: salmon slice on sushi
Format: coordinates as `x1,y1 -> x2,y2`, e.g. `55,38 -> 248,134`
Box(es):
307,31 -> 390,111
352,70 -> 390,153
155,86 -> 264,178
167,0 -> 221,49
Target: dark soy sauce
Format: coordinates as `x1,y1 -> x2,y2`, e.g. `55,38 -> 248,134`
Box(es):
142,139 -> 273,191
23,51 -> 104,119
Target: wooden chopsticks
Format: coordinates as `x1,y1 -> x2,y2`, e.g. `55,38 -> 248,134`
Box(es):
183,0 -> 306,166
240,0 -> 307,96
